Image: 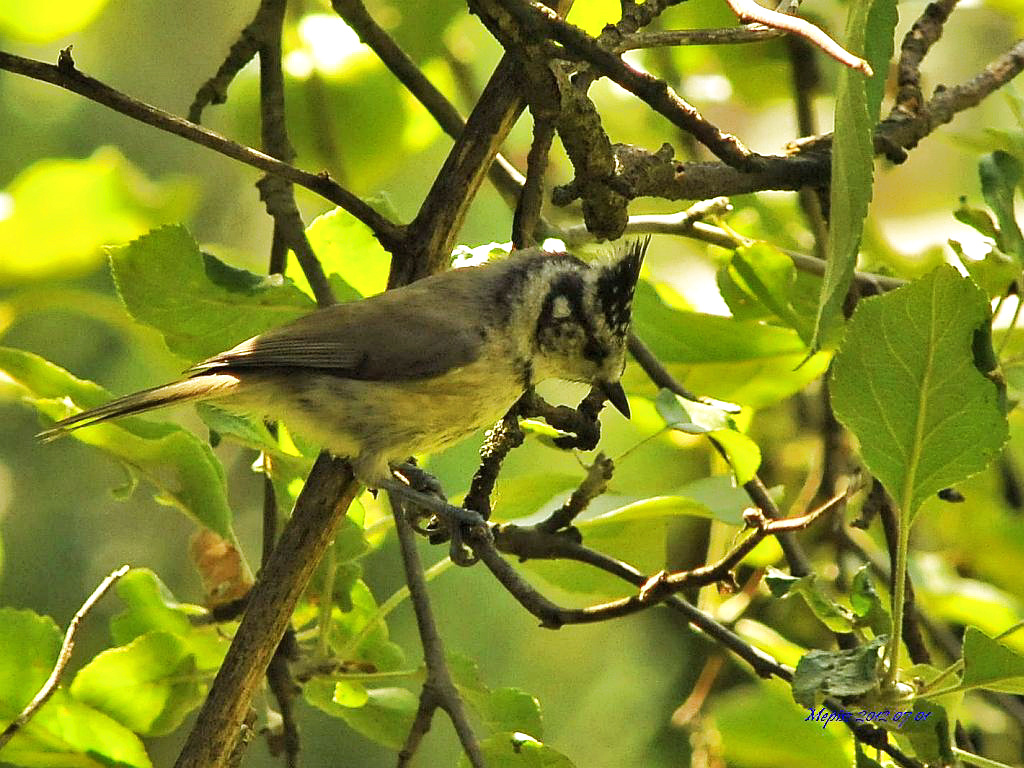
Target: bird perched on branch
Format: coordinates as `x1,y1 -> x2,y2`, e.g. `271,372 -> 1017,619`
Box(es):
41,239 -> 647,488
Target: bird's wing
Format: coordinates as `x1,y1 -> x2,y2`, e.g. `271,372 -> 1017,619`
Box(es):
189,293 -> 485,381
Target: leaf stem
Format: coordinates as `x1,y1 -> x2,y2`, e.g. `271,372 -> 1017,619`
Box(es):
884,500 -> 911,689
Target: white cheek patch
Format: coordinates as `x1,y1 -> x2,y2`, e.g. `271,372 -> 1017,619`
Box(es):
551,295 -> 572,319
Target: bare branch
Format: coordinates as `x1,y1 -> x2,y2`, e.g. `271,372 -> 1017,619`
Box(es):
390,497 -> 484,768
895,0 -> 960,115
174,455 -> 360,768
723,0 -> 872,75
0,48 -> 405,253
0,565 -> 130,749
499,1 -> 762,170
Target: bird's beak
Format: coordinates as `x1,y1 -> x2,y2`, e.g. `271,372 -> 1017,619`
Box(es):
600,380 -> 630,418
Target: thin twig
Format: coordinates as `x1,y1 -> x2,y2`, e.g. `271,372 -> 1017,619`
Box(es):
389,497 -> 485,768
616,24 -> 785,51
0,565 -> 130,749
723,0 -> 872,74
0,48 -> 404,253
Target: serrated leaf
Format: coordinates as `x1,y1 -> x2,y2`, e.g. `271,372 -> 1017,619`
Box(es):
811,0 -> 878,350
108,225 -> 315,361
0,347 -> 237,539
830,266 -> 1008,519
961,626 -> 1024,694
792,636 -> 886,708
70,632 -> 205,737
864,0 -> 898,122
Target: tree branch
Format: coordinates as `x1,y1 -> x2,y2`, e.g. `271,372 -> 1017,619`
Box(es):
174,455 -> 360,768
390,497 -> 484,768
0,48 -> 405,253
0,565 -> 130,749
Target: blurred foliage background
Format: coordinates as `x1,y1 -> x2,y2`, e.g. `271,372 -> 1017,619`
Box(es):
2,0 -> 1024,766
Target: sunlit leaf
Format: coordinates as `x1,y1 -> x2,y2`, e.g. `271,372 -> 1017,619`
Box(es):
0,347 -> 236,539
461,733 -> 575,768
70,632 -> 205,737
0,149 -> 194,283
109,225 -> 315,362
830,266 -> 1008,518
811,0 -> 879,349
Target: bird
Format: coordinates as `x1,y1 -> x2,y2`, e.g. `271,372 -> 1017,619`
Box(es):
40,239 -> 647,489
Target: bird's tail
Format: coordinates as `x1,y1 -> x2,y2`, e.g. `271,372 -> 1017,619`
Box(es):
37,373 -> 241,441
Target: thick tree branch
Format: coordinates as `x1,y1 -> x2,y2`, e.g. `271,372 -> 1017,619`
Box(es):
174,455 -> 360,768
500,0 -> 761,170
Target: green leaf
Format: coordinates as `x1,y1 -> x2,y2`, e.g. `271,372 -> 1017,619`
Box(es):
461,733 -> 575,768
791,636 -> 886,708
0,608 -> 62,720
70,632 -> 205,737
447,652 -> 544,737
484,472 -> 581,522
0,149 -> 194,282
655,389 -> 761,484
949,239 -> 1018,299
961,626 -> 1024,694
721,244 -> 812,341
0,347 -> 237,539
850,565 -> 892,635
323,580 -> 406,672
711,680 -> 848,768
631,279 -> 831,408
304,681 -> 417,750
863,0 -> 899,122
108,225 -> 315,361
674,475 -> 754,526
979,151 -> 1024,262
634,280 -> 808,363
109,569 -> 228,671
765,570 -> 857,633
811,0 -> 878,350
301,206 -> 392,298
830,266 -> 1008,518
0,688 -> 152,768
